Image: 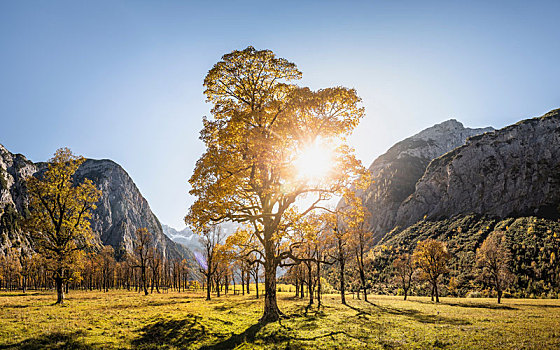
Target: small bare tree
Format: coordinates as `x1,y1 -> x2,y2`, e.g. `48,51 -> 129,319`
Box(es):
133,228 -> 153,296
393,253 -> 414,300
197,225 -> 225,300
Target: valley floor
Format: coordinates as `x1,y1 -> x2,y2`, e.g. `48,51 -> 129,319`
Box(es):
0,290 -> 558,349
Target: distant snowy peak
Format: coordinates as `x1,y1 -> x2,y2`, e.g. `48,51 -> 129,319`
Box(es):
161,224 -> 202,251
161,222 -> 240,252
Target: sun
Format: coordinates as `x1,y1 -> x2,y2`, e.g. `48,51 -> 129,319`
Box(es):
293,138 -> 334,182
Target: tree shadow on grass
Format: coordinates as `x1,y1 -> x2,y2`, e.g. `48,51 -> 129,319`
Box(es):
289,304 -> 329,320
345,303 -> 471,326
344,303 -> 373,318
132,314 -> 212,350
512,303 -> 560,309
1,304 -> 30,309
212,299 -> 255,311
0,330 -> 97,350
202,319 -> 368,349
199,323 -> 265,350
109,299 -> 191,310
412,299 -> 516,310
0,292 -> 43,297
441,301 -> 517,310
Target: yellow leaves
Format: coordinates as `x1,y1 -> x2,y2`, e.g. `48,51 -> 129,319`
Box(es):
26,148 -> 101,276
413,239 -> 451,279
188,47 -> 369,276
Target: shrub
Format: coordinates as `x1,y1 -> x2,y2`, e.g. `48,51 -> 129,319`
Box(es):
466,291 -> 482,298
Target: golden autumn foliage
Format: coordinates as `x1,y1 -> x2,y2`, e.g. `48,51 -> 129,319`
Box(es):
413,238 -> 451,303
476,231 -> 513,303
26,148 -> 101,304
185,46 -> 368,322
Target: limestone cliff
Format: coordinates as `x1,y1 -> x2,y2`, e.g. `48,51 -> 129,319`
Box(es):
359,119 -> 493,241
395,109 -> 560,229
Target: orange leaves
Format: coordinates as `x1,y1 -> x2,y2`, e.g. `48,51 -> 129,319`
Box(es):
413,238 -> 451,282
25,148 -> 101,278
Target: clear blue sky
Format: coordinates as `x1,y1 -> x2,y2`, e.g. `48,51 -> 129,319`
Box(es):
1,1 -> 559,229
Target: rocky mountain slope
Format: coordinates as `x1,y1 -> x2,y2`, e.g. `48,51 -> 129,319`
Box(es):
0,144 -> 190,261
395,109 -> 560,230
359,119 -> 493,241
361,109 -> 560,297
373,214 -> 560,297
0,145 -> 36,253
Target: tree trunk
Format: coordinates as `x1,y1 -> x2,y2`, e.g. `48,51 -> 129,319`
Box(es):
206,272 -> 211,301
255,271 -> 259,299
241,270 -> 245,295
246,272 -> 250,294
307,262 -> 314,305
317,254 -> 322,308
142,266 -> 148,296
434,281 -> 439,303
260,249 -> 281,323
497,288 -> 502,304
55,277 -> 64,304
338,238 -> 346,305
359,263 -> 367,302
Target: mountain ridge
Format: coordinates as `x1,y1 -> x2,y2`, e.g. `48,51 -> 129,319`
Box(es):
0,144 -> 191,261
356,118 -> 494,241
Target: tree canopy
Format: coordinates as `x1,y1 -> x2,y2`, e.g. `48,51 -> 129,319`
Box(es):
186,46 -> 368,322
26,148 -> 101,304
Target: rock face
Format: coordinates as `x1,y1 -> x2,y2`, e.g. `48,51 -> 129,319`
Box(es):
360,119 -> 493,241
0,144 -> 190,261
395,109 -> 560,229
0,145 -> 36,253
72,159 -> 190,260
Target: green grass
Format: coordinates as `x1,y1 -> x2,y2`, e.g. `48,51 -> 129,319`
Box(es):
0,290 -> 559,349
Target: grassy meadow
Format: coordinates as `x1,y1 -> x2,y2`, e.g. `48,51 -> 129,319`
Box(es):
0,288 -> 559,349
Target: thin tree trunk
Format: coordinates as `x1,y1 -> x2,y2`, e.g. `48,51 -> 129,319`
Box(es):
142,266 -> 148,296
255,269 -> 259,299
338,238 -> 346,305
206,272 -> 211,301
241,270 -> 245,295
317,253 -> 322,308
307,262 -> 314,305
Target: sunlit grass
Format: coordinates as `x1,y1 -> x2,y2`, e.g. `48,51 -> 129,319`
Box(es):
0,289 -> 559,349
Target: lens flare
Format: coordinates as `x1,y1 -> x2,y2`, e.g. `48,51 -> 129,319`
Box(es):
294,138 -> 334,182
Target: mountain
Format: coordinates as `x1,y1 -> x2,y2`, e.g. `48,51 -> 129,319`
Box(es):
0,144 -> 190,261
395,109 -> 560,229
0,144 -> 36,253
162,222 -> 242,253
161,224 -> 202,251
365,109 -> 560,297
357,119 -> 494,241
